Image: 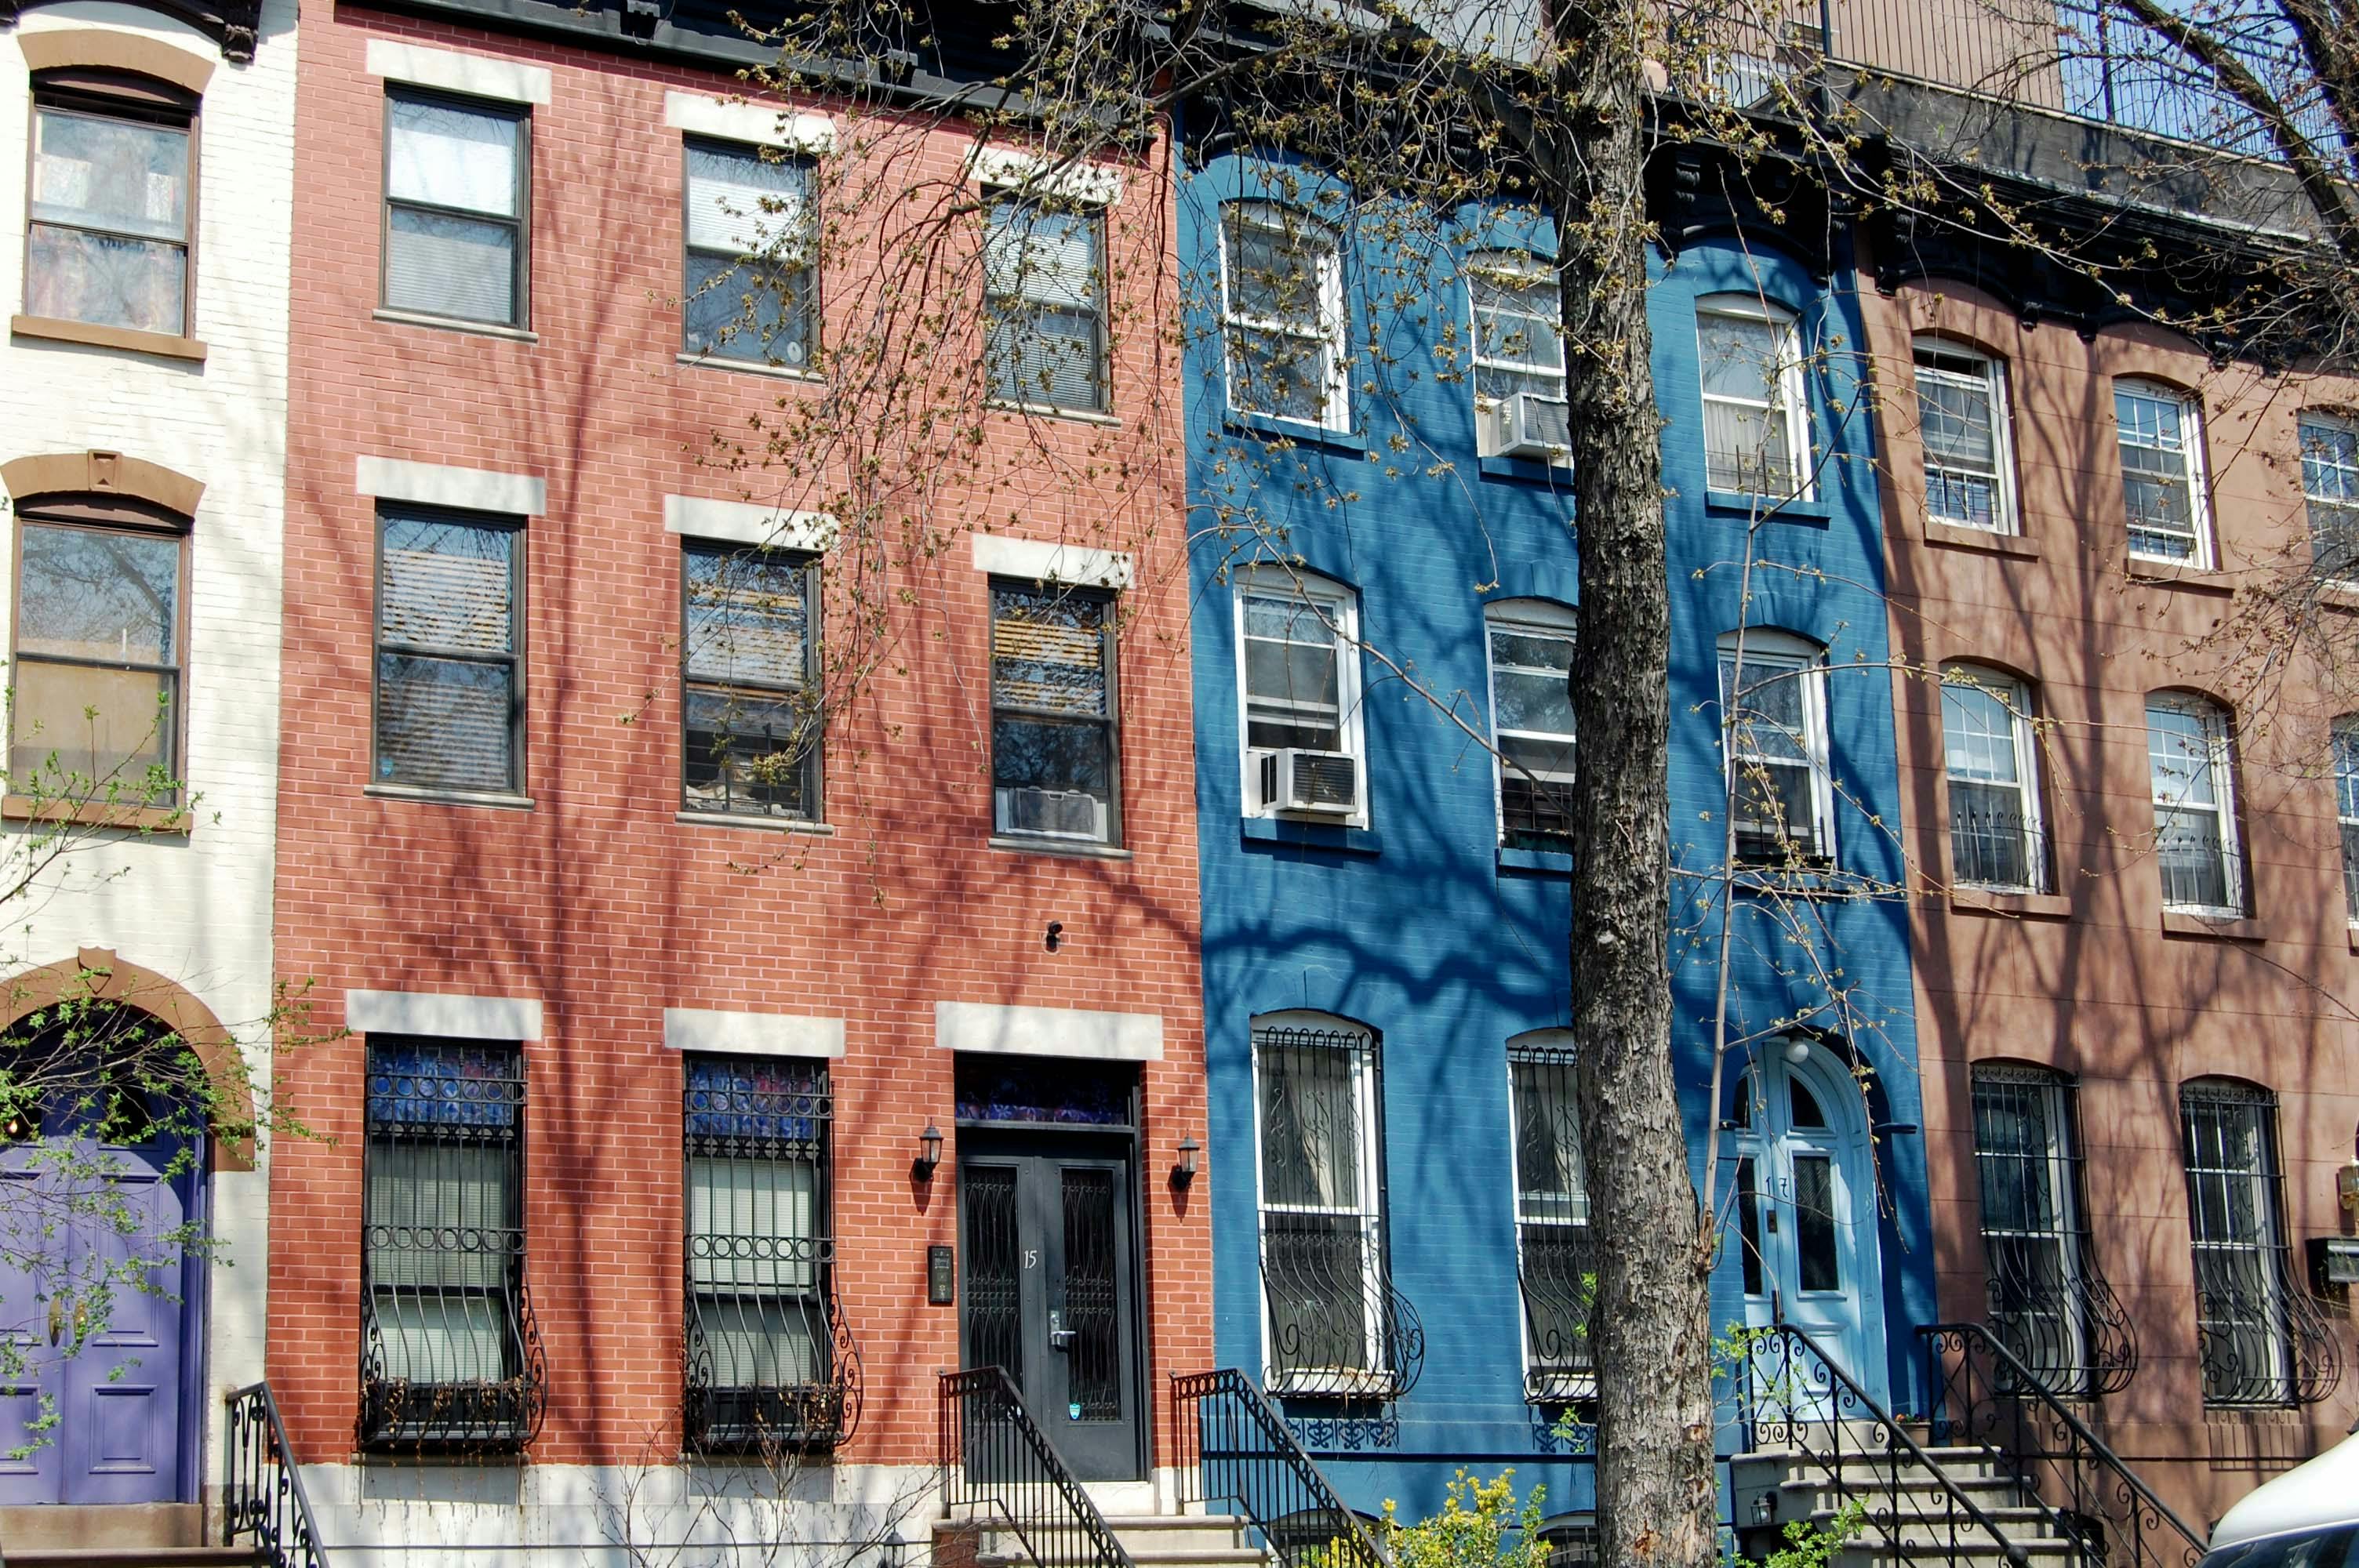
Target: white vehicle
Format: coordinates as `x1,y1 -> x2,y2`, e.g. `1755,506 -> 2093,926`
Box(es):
2200,1429 -> 2359,1566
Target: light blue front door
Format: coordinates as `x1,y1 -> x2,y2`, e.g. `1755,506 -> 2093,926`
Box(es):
1730,1047 -> 1886,1405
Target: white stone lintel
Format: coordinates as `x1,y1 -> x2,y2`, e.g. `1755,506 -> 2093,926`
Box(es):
970,532 -> 1132,590
365,39 -> 552,106
662,1007 -> 845,1058
963,146 -> 1124,206
348,990 -> 543,1041
663,91 -> 836,153
357,456 -> 545,517
933,1001 -> 1163,1061
663,494 -> 837,552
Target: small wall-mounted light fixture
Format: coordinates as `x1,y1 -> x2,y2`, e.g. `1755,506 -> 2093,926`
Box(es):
1781,1033 -> 1813,1066
1045,921 -> 1064,953
913,1123 -> 943,1181
1171,1136 -> 1201,1189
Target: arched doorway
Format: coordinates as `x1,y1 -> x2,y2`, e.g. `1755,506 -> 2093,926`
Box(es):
0,1003 -> 207,1505
1727,1041 -> 1888,1399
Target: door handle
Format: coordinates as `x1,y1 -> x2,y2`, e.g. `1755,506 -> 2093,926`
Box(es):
1048,1308 -> 1076,1350
71,1301 -> 85,1342
45,1298 -> 60,1347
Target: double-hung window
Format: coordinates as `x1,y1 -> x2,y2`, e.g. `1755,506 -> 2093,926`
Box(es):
1236,570 -> 1365,824
2300,412 -> 2359,583
682,543 -> 820,822
383,89 -> 529,328
984,196 -> 1107,413
682,140 -> 816,368
26,71 -> 196,337
1941,666 -> 2048,893
1972,1065 -> 2107,1394
1469,252 -> 1568,460
1252,1014 -> 1398,1396
9,499 -> 187,808
2115,380 -> 2212,565
684,1055 -> 845,1450
1914,341 -> 2016,533
1485,602 -> 1577,850
1507,1035 -> 1592,1403
2145,694 -> 2243,916
990,580 -> 1120,845
1696,296 -> 1808,499
1717,631 -> 1833,863
1221,204 -> 1348,432
2181,1080 -> 2299,1407
374,506 -> 525,797
361,1038 -> 536,1446
2335,717 -> 2359,925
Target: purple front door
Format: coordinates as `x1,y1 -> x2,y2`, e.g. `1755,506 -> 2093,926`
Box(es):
0,1126 -> 194,1505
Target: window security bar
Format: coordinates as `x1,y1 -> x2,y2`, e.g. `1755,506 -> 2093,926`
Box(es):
360,1040 -> 544,1449
1518,1221 -> 1596,1404
1949,800 -> 2052,897
684,1057 -> 861,1451
2194,1272 -> 2343,1409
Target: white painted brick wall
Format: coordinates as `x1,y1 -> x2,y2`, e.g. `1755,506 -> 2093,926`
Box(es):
0,0 -> 295,1491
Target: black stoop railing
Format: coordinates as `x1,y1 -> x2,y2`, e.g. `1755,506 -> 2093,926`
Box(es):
225,1382 -> 331,1568
1741,1321 -> 2047,1567
1170,1369 -> 1387,1568
939,1367 -> 1132,1568
1919,1323 -> 2207,1568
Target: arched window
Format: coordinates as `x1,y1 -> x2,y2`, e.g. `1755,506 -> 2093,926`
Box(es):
2115,379 -> 2213,568
1940,665 -> 2048,894
2144,693 -> 2243,916
26,65 -> 199,337
1506,1030 -> 1590,1401
1913,339 -> 2018,534
1716,629 -> 1832,863
1468,251 -> 1568,463
2179,1078 -> 2302,1407
1219,204 -> 1348,432
1696,294 -> 1808,499
9,492 -> 191,811
1970,1063 -> 2131,1395
2299,411 -> 2359,583
1484,601 -> 1576,850
1251,1012 -> 1411,1396
1234,564 -> 1365,826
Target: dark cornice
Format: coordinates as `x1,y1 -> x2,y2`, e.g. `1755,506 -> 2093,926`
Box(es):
2,0 -> 260,61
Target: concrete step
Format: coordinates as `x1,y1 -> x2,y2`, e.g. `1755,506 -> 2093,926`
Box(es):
1765,1475 -> 2037,1520
0,1506 -> 210,1551
5,1552 -> 261,1568
1099,1515 -> 1262,1555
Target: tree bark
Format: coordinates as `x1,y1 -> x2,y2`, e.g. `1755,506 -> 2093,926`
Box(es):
1553,4 -> 1720,1563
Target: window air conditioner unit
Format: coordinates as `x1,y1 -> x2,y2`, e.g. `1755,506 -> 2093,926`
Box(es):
1489,393 -> 1572,462
998,786 -> 1105,840
1260,750 -> 1359,815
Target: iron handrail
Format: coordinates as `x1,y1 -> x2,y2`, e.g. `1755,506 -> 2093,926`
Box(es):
224,1382 -> 330,1568
1170,1368 -> 1387,1568
1920,1322 -> 2207,1566
1743,1320 -> 2037,1567
938,1366 -> 1132,1568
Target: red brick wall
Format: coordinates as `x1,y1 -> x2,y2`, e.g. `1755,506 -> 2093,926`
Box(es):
1862,257 -> 2359,1521
271,2 -> 1208,1471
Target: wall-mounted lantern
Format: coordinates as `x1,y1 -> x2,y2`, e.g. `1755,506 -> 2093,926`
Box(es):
1172,1136 -> 1201,1189
912,1123 -> 943,1181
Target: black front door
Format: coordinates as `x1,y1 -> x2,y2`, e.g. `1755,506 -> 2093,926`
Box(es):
958,1132 -> 1141,1480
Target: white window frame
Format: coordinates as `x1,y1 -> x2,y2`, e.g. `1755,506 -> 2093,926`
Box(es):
1716,629 -> 1834,862
1696,294 -> 1812,501
1913,340 -> 2019,535
2335,716 -> 2359,927
1468,250 -> 1568,463
1249,1011 -> 1389,1392
2299,411 -> 2359,586
1484,600 -> 1578,848
2145,693 -> 2244,917
1940,665 -> 2048,894
1233,565 -> 1367,827
2114,379 -> 2215,568
1219,202 -> 1350,434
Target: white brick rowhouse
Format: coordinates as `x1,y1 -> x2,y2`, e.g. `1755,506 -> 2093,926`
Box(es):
0,0 -> 296,1500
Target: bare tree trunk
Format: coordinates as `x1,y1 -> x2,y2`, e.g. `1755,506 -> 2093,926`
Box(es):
1554,4 -> 1720,1563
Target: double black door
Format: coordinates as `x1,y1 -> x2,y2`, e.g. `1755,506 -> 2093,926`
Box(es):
958,1132 -> 1142,1480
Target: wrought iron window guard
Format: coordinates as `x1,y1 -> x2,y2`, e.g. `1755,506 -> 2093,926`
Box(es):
683,1056 -> 861,1452
359,1040 -> 545,1450
1259,1213 -> 1423,1401
1518,1222 -> 1596,1405
1979,1243 -> 2139,1400
1170,1369 -> 1388,1568
2195,1275 -> 2343,1408
1950,800 -> 2052,896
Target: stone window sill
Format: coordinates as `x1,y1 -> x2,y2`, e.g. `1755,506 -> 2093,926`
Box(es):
1950,887 -> 2071,919
1223,410 -> 1368,458
1924,520 -> 2038,559
675,811 -> 834,834
1,794 -> 189,833
11,314 -> 207,363
1241,815 -> 1380,855
2126,557 -> 2232,593
365,783 -> 536,811
1705,491 -> 1830,523
676,352 -> 823,383
2161,910 -> 2268,942
373,308 -> 540,344
1498,845 -> 1573,877
984,397 -> 1122,429
987,834 -> 1134,861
